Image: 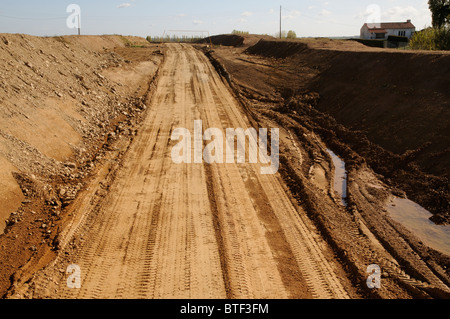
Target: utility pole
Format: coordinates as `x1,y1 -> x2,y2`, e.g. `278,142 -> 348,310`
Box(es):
280,5 -> 282,39
77,14 -> 81,35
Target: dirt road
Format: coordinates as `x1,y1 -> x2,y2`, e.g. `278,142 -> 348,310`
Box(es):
15,44 -> 350,299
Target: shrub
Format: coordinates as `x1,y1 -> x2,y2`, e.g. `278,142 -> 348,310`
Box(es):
287,30 -> 297,39
410,26 -> 450,50
435,26 -> 450,49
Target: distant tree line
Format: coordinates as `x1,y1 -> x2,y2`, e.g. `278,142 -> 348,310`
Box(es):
231,29 -> 297,39
231,30 -> 249,35
146,35 -> 203,43
275,30 -> 297,39
145,29 -> 299,44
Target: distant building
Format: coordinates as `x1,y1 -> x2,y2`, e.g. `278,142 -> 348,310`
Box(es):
360,20 -> 416,40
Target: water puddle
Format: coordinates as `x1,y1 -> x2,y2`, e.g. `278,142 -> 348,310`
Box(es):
386,197 -> 450,256
327,149 -> 347,206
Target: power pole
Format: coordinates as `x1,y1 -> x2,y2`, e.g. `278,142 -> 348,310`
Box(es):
280,5 -> 282,39
77,14 -> 81,35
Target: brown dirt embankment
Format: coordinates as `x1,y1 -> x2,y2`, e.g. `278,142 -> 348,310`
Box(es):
209,37 -> 450,298
198,34 -> 245,47
246,40 -> 309,58
0,33 -> 163,296
198,34 -> 275,48
227,39 -> 450,224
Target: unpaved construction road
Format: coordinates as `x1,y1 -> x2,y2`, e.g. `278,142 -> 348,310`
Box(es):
13,44 -> 350,299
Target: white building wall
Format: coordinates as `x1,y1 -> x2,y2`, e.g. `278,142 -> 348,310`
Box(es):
360,26 -> 374,39
360,28 -> 415,40
386,28 -> 415,38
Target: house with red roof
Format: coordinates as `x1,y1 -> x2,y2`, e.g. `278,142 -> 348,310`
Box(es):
360,20 -> 416,40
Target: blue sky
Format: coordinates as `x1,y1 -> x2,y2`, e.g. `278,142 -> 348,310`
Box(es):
0,0 -> 432,38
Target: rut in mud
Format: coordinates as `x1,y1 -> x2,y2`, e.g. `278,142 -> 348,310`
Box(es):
208,36 -> 450,299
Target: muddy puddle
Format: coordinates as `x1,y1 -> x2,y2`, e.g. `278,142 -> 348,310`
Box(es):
327,149 -> 347,206
386,197 -> 450,256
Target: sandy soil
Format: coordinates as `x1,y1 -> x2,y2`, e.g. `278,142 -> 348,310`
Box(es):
1,34 -> 449,300
0,34 -> 163,297
213,37 -> 450,225
7,43 -> 353,299
205,36 -> 450,298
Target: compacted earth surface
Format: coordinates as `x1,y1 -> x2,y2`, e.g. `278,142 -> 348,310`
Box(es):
0,33 -> 448,299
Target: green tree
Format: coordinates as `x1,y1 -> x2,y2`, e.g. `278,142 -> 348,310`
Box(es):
429,0 -> 450,27
275,31 -> 287,38
286,30 -> 297,39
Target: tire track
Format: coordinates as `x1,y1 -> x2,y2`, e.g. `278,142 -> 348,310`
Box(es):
189,46 -> 348,299
18,43 -> 350,299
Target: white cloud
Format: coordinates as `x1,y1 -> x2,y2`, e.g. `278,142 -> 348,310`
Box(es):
283,10 -> 301,20
241,11 -> 254,17
193,20 -> 203,25
117,3 -> 132,9
355,4 -> 381,21
383,6 -> 417,19
319,9 -> 332,17
355,3 -> 432,29
382,5 -> 431,26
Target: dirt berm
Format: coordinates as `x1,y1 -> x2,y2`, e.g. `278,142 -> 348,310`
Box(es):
198,34 -> 245,47
1,33 -> 449,300
198,34 -> 275,48
0,33 -> 163,296
218,38 -> 450,225
207,37 -> 450,299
